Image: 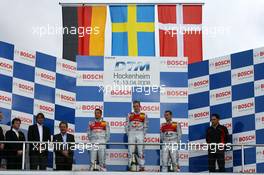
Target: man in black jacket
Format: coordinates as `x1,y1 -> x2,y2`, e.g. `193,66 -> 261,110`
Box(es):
28,113 -> 51,170
0,111 -> 5,167
5,118 -> 25,169
53,121 -> 75,170
206,113 -> 229,172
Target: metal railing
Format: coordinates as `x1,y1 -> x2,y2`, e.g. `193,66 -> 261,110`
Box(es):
0,141 -> 264,172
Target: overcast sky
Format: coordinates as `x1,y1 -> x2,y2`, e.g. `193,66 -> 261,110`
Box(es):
0,0 -> 263,60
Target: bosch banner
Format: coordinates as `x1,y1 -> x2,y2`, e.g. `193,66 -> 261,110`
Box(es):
188,47 -> 264,173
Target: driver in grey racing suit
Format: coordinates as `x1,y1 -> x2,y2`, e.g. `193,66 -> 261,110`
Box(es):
87,108 -> 110,171
160,110 -> 182,172
126,100 -> 148,171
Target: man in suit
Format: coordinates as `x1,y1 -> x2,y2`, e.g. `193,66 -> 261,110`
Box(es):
28,113 -> 51,170
0,111 -> 5,167
5,118 -> 25,169
53,121 -> 75,170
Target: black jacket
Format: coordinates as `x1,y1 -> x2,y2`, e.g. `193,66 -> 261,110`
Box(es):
28,124 -> 51,155
53,133 -> 75,165
5,129 -> 25,158
206,124 -> 229,152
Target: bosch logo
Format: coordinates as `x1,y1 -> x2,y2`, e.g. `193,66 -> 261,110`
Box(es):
61,95 -> 75,102
193,80 -> 208,87
0,62 -> 12,70
179,153 -> 188,159
62,63 -> 76,71
41,73 -> 55,81
39,105 -> 54,112
114,61 -> 149,71
239,135 -> 255,142
238,102 -> 254,109
238,70 -> 253,78
140,105 -> 159,111
194,112 -> 209,118
110,121 -> 127,127
179,121 -> 188,128
214,59 -> 230,67
0,95 -> 11,102
81,135 -> 89,141
144,137 -> 160,143
18,83 -> 33,91
261,84 -> 264,89
223,123 -> 232,129
225,155 -> 232,161
110,152 -> 128,159
111,90 -> 131,96
82,74 -> 103,80
216,90 -> 231,98
166,60 -> 187,66
17,116 -> 32,124
82,105 -> 103,111
167,90 -> 187,97
20,51 -> 35,59
243,168 -> 256,173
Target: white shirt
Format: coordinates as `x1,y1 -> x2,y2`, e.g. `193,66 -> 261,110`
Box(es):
12,128 -> 19,138
37,123 -> 43,142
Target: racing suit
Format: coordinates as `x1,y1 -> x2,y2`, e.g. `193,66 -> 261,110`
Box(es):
88,119 -> 110,171
126,112 -> 148,169
160,121 -> 182,172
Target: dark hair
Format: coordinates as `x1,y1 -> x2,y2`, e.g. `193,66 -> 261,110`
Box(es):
36,113 -> 45,119
12,118 -> 21,125
95,108 -> 102,114
165,110 -> 172,115
211,113 -> 220,119
59,121 -> 68,128
133,100 -> 140,105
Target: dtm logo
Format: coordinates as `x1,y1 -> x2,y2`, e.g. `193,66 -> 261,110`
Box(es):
114,61 -> 150,71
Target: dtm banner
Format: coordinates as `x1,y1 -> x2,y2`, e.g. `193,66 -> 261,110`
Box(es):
0,41 -> 76,168
188,48 -> 264,173
75,56 -> 189,171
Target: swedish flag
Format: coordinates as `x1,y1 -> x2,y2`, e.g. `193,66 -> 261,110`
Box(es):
110,5 -> 155,56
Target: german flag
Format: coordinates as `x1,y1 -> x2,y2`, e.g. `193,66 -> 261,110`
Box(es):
62,6 -> 106,61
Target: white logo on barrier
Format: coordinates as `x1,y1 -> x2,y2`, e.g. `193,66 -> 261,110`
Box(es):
225,151 -> 233,168
56,58 -> 76,78
188,75 -> 209,95
232,130 -> 256,149
189,107 -> 210,126
0,57 -> 13,76
75,101 -> 103,117
105,149 -> 128,165
14,48 -> 36,66
253,47 -> 264,65
256,147 -> 264,163
34,99 -> 55,120
160,87 -> 188,103
254,79 -> 264,97
232,98 -> 255,118
74,132 -> 89,143
144,133 -> 160,150
231,65 -> 254,85
233,164 -> 256,173
178,150 -> 189,166
104,117 -> 126,134
0,91 -> 12,109
209,55 -> 231,74
138,102 -> 160,118
210,86 -> 231,106
55,89 -> 76,108
35,67 -> 56,88
160,57 -> 188,72
255,112 -> 264,130
13,78 -> 34,98
77,71 -> 103,86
